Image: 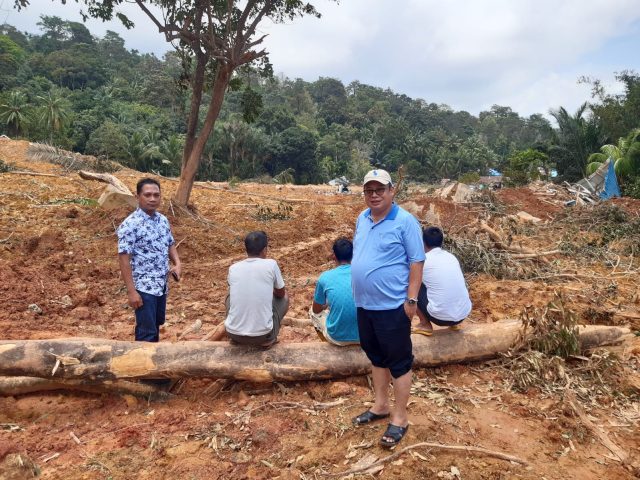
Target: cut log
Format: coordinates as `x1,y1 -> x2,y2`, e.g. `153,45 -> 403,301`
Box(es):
0,321 -> 630,383
78,170 -> 137,210
0,376 -> 169,398
97,184 -> 137,209
78,170 -> 132,193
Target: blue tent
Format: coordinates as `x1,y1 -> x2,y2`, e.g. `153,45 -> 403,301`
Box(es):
600,159 -> 621,200
576,158 -> 621,200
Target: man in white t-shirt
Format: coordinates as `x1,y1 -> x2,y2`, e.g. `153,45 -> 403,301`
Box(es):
413,227 -> 472,336
224,231 -> 288,347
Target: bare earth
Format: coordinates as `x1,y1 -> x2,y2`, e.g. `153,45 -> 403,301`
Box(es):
0,138 -> 638,479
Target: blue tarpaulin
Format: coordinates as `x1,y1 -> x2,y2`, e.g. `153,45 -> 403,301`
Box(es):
600,159 -> 621,200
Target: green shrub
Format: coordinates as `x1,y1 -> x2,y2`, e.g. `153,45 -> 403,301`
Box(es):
622,176 -> 640,199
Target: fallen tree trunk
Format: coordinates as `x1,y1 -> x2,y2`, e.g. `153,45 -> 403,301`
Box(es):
0,376 -> 169,398
0,321 -> 630,383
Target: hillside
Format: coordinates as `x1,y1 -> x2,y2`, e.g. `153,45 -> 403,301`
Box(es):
0,137 -> 638,479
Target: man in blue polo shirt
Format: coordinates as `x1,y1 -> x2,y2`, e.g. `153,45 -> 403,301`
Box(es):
350,169 -> 425,448
310,238 -> 359,346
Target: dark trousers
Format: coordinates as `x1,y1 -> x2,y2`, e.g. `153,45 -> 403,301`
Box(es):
417,284 -> 463,326
357,306 -> 414,379
134,290 -> 166,342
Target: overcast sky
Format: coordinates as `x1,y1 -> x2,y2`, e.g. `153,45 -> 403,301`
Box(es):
3,0 -> 639,118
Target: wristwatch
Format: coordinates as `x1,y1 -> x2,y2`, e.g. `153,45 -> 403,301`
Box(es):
406,297 -> 417,305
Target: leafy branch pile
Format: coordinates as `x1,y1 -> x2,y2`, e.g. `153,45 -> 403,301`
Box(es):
254,202 -> 293,221
500,295 -> 637,408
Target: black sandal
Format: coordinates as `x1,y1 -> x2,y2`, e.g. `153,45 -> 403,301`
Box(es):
352,410 -> 390,425
380,423 -> 409,448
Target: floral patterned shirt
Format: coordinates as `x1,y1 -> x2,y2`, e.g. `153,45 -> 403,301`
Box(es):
117,208 -> 175,296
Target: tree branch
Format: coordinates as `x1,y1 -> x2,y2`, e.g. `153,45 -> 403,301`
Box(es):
324,442 -> 528,477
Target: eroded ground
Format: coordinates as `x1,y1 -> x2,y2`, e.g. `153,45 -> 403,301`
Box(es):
0,138 -> 639,479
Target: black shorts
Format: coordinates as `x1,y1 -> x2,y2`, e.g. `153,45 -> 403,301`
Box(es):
417,284 -> 463,327
357,305 -> 414,378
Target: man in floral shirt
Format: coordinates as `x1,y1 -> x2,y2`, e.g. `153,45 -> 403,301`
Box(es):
117,178 -> 182,342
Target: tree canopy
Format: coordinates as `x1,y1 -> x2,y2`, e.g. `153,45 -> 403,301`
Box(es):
3,10 -> 640,198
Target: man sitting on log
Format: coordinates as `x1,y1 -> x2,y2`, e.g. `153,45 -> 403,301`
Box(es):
413,227 -> 472,336
223,231 -> 289,348
309,238 -> 360,346
117,177 -> 182,343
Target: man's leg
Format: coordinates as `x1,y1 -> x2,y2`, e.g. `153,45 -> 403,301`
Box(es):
415,284 -> 433,332
370,366 -> 392,415
390,370 -> 412,428
154,293 -> 167,342
355,309 -> 391,418
263,294 -> 289,346
134,291 -> 159,342
309,306 -> 328,342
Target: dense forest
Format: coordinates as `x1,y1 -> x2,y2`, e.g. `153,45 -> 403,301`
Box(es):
1,16 -> 640,195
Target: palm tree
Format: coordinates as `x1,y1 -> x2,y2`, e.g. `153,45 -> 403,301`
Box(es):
0,91 -> 30,138
158,134 -> 184,176
126,130 -> 161,172
37,91 -> 70,142
549,103 -> 604,181
586,128 -> 640,177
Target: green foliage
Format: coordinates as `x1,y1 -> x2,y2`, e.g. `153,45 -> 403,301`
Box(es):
240,87 -> 263,123
505,148 -> 549,185
586,128 -> 640,180
549,103 -> 604,182
0,10 -> 579,187
458,171 -> 480,184
622,175 -> 640,199
0,90 -> 30,137
0,35 -> 26,87
50,197 -> 98,206
254,202 -> 293,221
85,120 -> 129,161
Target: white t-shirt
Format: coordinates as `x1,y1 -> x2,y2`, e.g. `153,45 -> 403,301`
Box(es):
423,248 -> 472,322
224,257 -> 285,336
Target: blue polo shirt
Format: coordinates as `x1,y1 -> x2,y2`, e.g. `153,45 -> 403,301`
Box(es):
351,204 -> 425,310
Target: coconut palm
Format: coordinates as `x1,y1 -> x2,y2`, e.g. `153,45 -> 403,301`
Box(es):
586,128 -> 640,177
37,91 -> 70,142
0,91 -> 30,138
549,103 -> 604,181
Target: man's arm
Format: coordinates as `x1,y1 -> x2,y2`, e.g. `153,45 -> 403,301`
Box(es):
274,286 -> 286,298
168,244 -> 182,280
118,253 -> 143,309
312,301 -> 326,314
404,261 -> 424,319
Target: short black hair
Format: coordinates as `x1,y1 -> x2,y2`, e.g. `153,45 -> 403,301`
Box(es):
136,178 -> 161,195
332,237 -> 353,262
423,226 -> 444,248
245,231 -> 268,256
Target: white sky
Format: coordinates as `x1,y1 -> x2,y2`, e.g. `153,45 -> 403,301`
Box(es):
3,0 -> 639,118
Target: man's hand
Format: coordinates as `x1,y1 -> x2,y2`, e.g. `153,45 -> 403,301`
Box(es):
170,264 -> 182,281
127,290 -> 143,310
404,301 -> 417,320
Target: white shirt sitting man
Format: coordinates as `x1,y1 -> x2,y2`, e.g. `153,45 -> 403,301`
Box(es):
413,226 -> 472,336
224,230 -> 288,348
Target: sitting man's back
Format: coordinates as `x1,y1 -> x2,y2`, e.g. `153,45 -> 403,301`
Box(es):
310,238 -> 359,346
415,227 -> 472,335
224,231 -> 288,347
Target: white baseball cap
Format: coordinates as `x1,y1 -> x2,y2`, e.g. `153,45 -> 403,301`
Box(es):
363,169 -> 393,186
